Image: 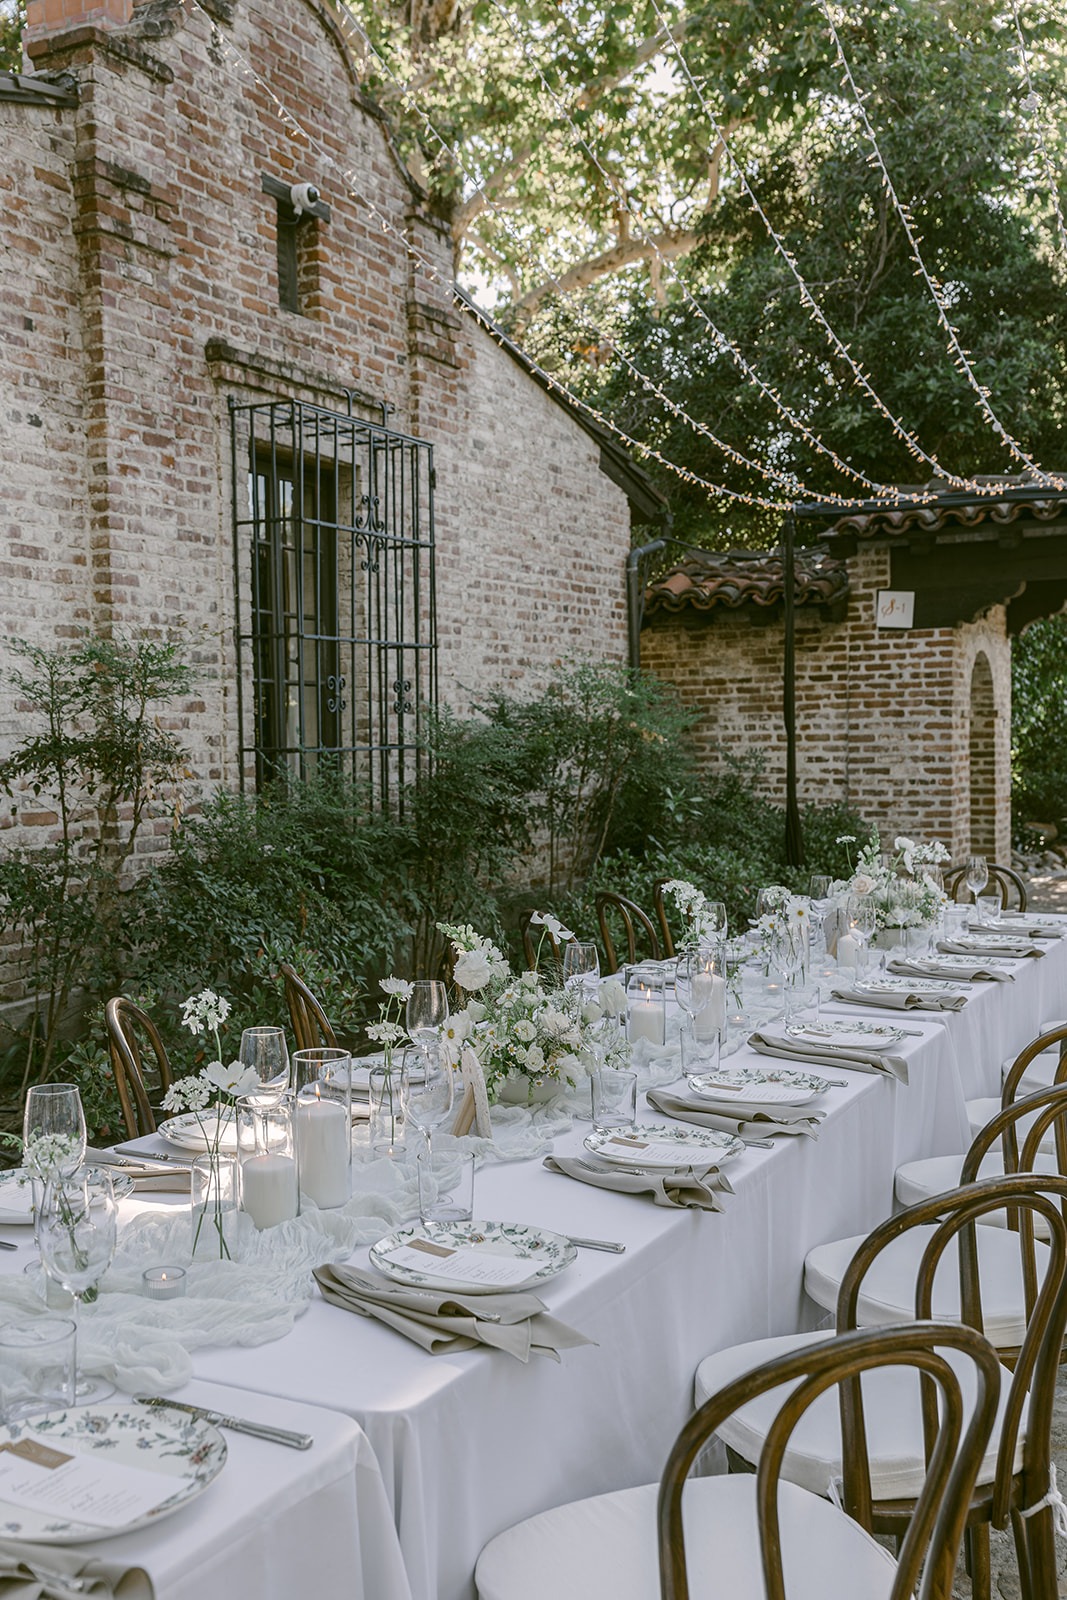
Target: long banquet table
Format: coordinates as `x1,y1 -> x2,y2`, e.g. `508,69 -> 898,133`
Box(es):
5,927 -> 1065,1600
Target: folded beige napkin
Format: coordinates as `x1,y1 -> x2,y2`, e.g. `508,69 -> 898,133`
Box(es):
313,1264 -> 594,1363
0,1540 -> 153,1600
646,1086 -> 822,1139
889,957 -> 1013,984
830,985 -> 967,1013
542,1154 -> 730,1209
939,937 -> 1042,958
747,1029 -> 908,1084
996,915 -> 1064,939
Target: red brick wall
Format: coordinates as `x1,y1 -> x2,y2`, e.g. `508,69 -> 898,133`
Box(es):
641,547 -> 1012,861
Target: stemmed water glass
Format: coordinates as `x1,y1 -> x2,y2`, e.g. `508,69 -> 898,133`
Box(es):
699,902 -> 728,949
675,948 -> 715,1031
401,1042 -> 454,1157
23,1084 -> 86,1175
965,856 -> 989,905
37,1170 -> 118,1404
406,981 -> 449,1059
563,942 -> 600,999
848,895 -> 879,969
239,1027 -> 290,1101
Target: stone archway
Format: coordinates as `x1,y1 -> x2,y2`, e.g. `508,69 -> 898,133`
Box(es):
969,652 -> 997,856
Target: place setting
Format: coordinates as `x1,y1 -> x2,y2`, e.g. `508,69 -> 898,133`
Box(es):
745,1017 -> 913,1082
647,1064 -> 832,1140
887,951 -> 1016,983
825,973 -> 970,1013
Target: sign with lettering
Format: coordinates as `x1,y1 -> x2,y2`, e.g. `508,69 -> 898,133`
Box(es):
875,590 -> 915,629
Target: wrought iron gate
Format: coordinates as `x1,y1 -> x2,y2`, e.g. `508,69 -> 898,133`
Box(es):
229,396 -> 437,809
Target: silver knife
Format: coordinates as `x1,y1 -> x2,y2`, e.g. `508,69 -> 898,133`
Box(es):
138,1396 -> 313,1450
112,1146 -> 195,1168
567,1235 -> 626,1253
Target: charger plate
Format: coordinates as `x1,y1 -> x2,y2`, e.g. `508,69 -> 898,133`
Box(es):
584,1122 -> 743,1169
370,1219 -> 576,1294
0,1401 -> 226,1543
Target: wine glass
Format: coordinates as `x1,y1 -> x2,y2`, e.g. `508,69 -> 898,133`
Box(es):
965,856 -> 989,904
239,1027 -> 290,1101
700,902 -> 728,947
23,1084 -> 86,1176
848,895 -> 879,968
37,1170 -> 117,1404
754,888 -> 778,921
401,1043 -> 454,1157
563,942 -> 600,1000
406,981 -> 449,1057
675,947 -> 715,1032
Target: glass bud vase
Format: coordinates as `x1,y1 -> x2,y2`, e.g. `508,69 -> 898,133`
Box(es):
190,1154 -> 240,1260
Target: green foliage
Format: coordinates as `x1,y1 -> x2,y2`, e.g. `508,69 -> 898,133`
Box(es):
1012,613 -> 1067,831
0,636 -> 194,1083
0,0 -> 24,72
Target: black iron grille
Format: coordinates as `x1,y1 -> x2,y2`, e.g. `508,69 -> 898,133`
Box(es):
229,396 -> 437,809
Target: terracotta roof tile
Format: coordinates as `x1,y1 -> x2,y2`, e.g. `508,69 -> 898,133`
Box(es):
826,476 -> 1067,541
644,548 -> 849,615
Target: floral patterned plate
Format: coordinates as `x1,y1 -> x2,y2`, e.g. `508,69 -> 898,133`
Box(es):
0,1401 -> 226,1542
0,1167 -> 134,1225
584,1122 -> 744,1169
852,977 -> 959,995
369,1219 -> 577,1294
786,1020 -> 905,1051
687,1067 -> 828,1106
157,1111 -> 239,1153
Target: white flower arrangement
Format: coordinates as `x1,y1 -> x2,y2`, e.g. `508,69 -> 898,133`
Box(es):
436,922 -> 628,1100
662,880 -> 722,943
833,831 -> 949,930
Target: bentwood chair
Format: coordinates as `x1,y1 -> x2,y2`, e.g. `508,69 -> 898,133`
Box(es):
595,891 -> 661,974
945,862 -> 1029,913
105,996 -> 174,1139
280,963 -> 338,1052
475,1321 -> 1001,1600
693,1173 -> 1067,1600
896,1025 -> 1067,1213
651,880 -> 677,959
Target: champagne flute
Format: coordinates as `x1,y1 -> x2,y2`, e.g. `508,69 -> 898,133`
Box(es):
37,1170 -> 117,1404
965,856 -> 988,904
239,1027 -> 290,1101
400,1043 -> 454,1157
406,981 -> 449,1058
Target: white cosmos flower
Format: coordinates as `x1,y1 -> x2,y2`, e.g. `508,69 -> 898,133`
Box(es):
202,1059 -> 260,1097
528,910 -> 576,942
454,949 -> 493,991
380,977 -> 414,1001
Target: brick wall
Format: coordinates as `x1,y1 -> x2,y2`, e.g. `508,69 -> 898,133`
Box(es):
641,546 -> 1012,862
2,0 -> 631,792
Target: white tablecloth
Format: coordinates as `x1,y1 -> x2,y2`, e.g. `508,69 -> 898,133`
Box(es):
7,928 -> 1065,1600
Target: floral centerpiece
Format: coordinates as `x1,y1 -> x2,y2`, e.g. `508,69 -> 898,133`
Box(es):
749,885 -> 810,974
437,920 -> 628,1103
160,989 -> 259,1258
834,832 -> 949,931
662,880 -> 723,945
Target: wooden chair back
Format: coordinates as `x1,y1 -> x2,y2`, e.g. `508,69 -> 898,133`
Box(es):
658,1321 -> 1001,1600
835,1173 -> 1067,1573
944,862 -> 1028,912
981,1022 -> 1067,1177
595,890 -> 661,974
651,880 -> 676,959
105,997 -> 174,1139
280,963 -> 338,1052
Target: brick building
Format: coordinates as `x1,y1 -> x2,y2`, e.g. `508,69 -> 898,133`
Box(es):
642,484 -> 1067,864
1,0 -> 663,820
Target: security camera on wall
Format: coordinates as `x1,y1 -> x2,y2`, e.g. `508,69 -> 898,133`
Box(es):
290,182 -> 321,218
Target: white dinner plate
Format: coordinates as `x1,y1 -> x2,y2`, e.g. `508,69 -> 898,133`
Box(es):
584,1122 -> 744,1169
157,1111 -> 239,1153
686,1067 -> 827,1106
369,1219 -> 577,1294
852,976 -> 959,995
786,1020 -> 905,1051
0,1401 -> 226,1543
0,1167 -> 134,1225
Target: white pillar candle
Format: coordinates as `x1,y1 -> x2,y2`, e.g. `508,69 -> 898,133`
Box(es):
837,933 -> 860,969
628,1000 -> 665,1046
294,1099 -> 350,1208
695,975 -> 727,1041
241,1152 -> 299,1229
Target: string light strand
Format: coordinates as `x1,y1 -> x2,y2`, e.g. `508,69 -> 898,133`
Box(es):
1007,0 -> 1067,257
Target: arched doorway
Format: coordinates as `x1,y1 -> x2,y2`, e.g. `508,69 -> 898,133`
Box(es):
969,653 -> 997,856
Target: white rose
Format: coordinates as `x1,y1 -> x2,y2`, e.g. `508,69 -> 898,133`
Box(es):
454,949 -> 493,991
852,873 -> 875,897
524,1044 -> 545,1073
512,1018 -> 537,1042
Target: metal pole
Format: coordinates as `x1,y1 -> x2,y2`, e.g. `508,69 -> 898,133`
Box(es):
783,510 -> 804,866
626,539 -> 667,671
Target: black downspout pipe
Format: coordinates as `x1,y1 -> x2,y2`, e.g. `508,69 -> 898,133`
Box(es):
783,510 -> 804,867
627,539 -> 667,671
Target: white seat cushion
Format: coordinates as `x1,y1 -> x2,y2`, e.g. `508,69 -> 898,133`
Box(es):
967,1098 -> 1060,1153
1001,1048 -> 1062,1092
694,1329 -> 1023,1501
804,1225 -> 1049,1347
895,1151 -> 1060,1237
475,1474 -> 897,1600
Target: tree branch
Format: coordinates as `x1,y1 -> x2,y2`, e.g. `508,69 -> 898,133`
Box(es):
452,145 -> 534,240
507,227 -> 701,318
575,15 -> 694,108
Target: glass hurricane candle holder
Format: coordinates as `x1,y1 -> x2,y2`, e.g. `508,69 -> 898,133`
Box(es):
293,1048 -> 352,1209
237,1094 -> 300,1229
